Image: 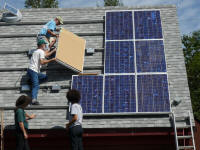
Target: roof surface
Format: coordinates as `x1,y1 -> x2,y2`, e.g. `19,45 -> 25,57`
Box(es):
0,5 -> 194,129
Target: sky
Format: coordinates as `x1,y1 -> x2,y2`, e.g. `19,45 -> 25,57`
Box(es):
0,0 -> 200,35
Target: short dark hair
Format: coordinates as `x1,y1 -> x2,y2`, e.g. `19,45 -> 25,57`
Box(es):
37,43 -> 44,48
66,89 -> 81,103
15,95 -> 31,108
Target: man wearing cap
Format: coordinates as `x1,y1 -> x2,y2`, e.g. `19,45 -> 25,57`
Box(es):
27,39 -> 56,105
37,16 -> 63,51
15,95 -> 36,150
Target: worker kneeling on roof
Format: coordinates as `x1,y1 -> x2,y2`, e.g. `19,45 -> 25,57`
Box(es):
37,16 -> 63,51
27,39 -> 56,105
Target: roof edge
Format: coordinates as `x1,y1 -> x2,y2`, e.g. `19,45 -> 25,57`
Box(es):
0,5 -> 176,13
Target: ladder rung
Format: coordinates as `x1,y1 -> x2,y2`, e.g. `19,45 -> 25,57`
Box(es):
175,116 -> 189,121
176,125 -> 191,129
179,146 -> 194,149
178,135 -> 192,139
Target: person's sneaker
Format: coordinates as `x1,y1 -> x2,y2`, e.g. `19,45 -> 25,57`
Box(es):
32,101 -> 40,105
32,99 -> 40,105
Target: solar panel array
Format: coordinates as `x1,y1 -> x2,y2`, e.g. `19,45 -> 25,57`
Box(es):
72,10 -> 170,114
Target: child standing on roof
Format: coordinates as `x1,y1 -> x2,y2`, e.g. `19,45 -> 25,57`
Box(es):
37,16 -> 63,51
66,89 -> 84,150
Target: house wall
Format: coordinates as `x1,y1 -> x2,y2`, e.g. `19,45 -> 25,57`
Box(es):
2,128 -> 176,150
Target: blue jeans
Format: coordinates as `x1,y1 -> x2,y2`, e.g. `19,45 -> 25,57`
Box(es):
27,69 -> 48,100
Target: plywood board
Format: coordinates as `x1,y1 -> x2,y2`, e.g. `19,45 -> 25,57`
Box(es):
56,28 -> 86,72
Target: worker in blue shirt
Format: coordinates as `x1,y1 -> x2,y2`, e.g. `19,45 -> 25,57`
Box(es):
37,16 -> 63,50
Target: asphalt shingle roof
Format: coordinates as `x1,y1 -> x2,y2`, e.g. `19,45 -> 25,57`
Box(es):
0,5 -> 194,129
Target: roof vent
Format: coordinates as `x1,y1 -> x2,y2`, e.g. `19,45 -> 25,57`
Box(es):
51,85 -> 61,92
1,3 -> 22,23
86,48 -> 95,55
171,99 -> 182,107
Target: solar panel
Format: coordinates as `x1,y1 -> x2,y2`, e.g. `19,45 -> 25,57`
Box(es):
106,11 -> 133,40
137,74 -> 170,112
4,3 -> 18,15
136,40 -> 166,72
72,75 -> 103,113
134,11 -> 163,39
104,75 -> 136,113
105,41 -> 135,73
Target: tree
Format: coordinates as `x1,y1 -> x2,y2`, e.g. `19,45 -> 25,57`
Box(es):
104,0 -> 123,6
25,0 -> 58,8
182,30 -> 200,121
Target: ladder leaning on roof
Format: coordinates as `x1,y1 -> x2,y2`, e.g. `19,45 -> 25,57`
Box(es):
172,110 -> 196,150
0,109 -> 4,150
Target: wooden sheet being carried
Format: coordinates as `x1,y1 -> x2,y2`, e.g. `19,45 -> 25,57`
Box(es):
56,28 -> 86,72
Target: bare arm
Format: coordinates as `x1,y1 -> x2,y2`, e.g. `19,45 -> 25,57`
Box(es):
19,122 -> 28,139
45,48 -> 56,57
25,113 -> 36,120
66,115 -> 78,129
56,28 -> 61,32
47,29 -> 59,38
40,58 -> 56,65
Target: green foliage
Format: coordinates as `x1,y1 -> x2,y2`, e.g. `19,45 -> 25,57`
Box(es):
25,0 -> 59,8
104,0 -> 123,6
182,30 -> 200,121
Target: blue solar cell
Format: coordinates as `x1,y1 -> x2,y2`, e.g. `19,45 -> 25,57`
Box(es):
137,75 -> 170,112
134,11 -> 163,39
106,11 -> 133,40
104,75 -> 136,113
72,76 -> 103,113
105,41 -> 134,73
136,40 -> 166,72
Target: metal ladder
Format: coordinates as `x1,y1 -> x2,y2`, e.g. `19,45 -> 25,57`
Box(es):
0,109 -> 4,150
172,111 -> 196,150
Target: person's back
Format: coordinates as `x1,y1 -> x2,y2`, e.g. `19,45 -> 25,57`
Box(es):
39,19 -> 56,38
15,108 -> 28,131
28,49 -> 45,73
